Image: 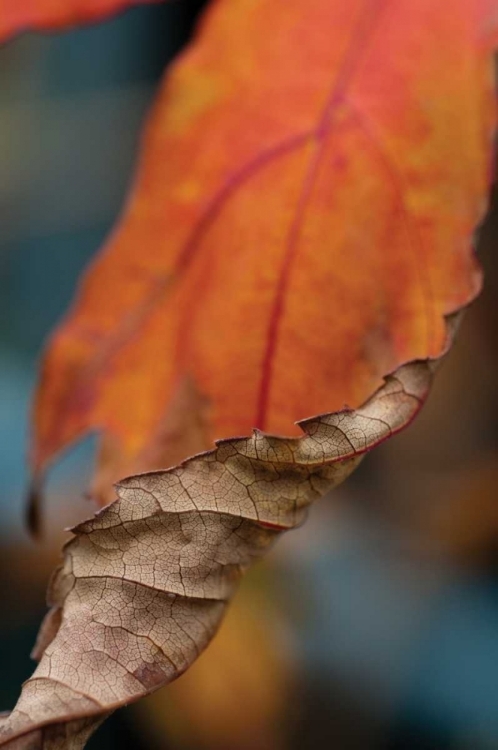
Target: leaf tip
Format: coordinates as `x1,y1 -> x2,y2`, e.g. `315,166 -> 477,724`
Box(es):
25,476 -> 44,540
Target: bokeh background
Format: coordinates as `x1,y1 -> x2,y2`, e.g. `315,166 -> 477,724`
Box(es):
1,3 -> 498,748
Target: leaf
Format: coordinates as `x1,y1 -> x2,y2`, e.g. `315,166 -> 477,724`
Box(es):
2,0 -> 497,747
0,336 -> 448,749
0,0 -> 161,40
29,0 -> 497,517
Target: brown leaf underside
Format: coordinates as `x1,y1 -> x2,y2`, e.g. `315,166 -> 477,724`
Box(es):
0,314 -> 461,749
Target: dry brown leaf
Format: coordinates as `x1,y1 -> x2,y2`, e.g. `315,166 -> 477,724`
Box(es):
0,323 -> 452,749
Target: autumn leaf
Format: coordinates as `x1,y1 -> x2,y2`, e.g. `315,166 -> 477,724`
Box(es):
25,0 -> 497,519
1,0 -> 497,747
0,350 -> 445,749
0,0 -> 161,39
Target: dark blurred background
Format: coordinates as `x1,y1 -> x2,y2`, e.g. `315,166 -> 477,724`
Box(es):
1,4 -> 498,748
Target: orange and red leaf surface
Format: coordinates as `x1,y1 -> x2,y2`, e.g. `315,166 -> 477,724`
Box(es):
0,0 -> 161,38
1,0 -> 495,504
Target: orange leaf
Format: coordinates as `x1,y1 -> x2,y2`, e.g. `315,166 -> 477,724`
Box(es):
0,0 -> 161,40
31,0 -> 497,510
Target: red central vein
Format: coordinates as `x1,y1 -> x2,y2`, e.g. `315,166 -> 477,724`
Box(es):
254,0 -> 390,432
174,132 -> 315,367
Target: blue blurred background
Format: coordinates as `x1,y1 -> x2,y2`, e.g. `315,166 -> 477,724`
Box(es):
1,4 -> 498,748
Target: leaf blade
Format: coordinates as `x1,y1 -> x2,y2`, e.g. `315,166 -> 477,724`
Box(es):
0,0 -> 163,40
30,0 -> 494,506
